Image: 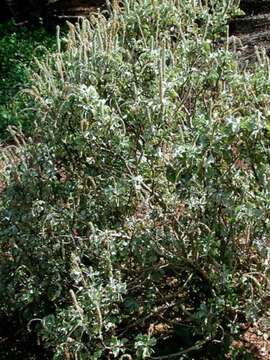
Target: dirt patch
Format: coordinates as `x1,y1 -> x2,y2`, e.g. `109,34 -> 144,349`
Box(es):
232,315 -> 270,360
229,0 -> 270,62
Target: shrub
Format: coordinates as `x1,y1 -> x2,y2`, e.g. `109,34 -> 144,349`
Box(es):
0,1 -> 269,359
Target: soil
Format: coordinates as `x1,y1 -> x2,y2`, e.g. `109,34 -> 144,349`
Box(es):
48,0 -> 106,20
232,316 -> 270,360
229,0 -> 270,62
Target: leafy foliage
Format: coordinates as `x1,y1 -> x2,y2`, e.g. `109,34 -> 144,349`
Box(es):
0,1 -> 269,359
0,21 -> 55,139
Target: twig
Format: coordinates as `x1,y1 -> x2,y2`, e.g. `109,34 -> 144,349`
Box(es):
150,338 -> 209,359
